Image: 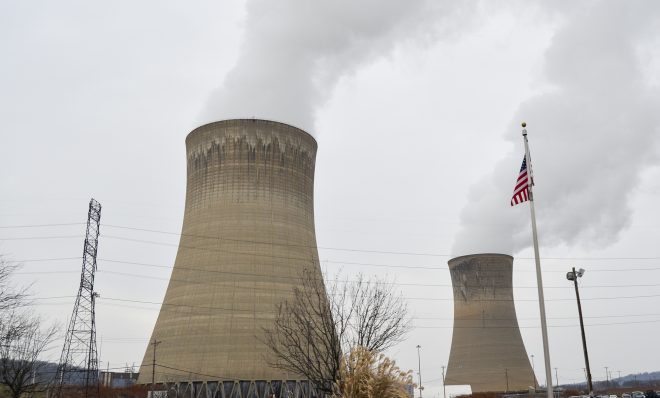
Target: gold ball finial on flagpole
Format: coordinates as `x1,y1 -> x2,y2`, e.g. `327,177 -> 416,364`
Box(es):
522,122 -> 527,128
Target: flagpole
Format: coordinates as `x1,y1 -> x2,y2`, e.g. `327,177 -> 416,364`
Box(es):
522,122 -> 553,398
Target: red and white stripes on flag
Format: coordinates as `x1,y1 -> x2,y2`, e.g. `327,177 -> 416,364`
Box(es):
511,156 -> 530,206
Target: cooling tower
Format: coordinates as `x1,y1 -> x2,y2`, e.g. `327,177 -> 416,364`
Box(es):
444,253 -> 537,393
137,119 -> 324,397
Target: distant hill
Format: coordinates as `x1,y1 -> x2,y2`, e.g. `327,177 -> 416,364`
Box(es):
561,371 -> 660,392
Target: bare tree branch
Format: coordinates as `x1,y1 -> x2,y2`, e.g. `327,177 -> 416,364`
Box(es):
0,256 -> 28,313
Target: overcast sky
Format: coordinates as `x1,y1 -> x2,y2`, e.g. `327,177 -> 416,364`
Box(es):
1,1 -> 660,396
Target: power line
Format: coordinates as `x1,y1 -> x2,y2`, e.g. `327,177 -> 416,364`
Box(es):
412,319 -> 660,328
90,299 -> 660,325
0,223 -> 85,229
56,296 -> 660,331
10,253 -> 660,274
13,257 -> 81,263
103,223 -> 455,258
12,257 -> 660,295
155,363 -> 234,381
100,236 -> 660,272
95,265 -> 660,289
32,291 -> 660,311
100,224 -> 660,261
4,222 -> 660,261
10,263 -> 660,293
94,302 -> 660,326
412,311 -> 660,321
0,235 -> 82,240
96,290 -> 660,304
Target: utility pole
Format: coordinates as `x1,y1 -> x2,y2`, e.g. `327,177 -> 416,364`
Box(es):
554,368 -> 559,387
151,339 -> 162,397
505,368 -> 509,393
441,366 -> 446,398
416,345 -> 423,398
605,367 -> 609,387
531,354 -> 537,390
567,267 -> 593,397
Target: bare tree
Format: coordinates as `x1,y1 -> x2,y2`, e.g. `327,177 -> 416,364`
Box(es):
263,269 -> 410,395
1,255 -> 58,398
0,313 -> 58,398
264,268 -> 342,394
0,256 -> 27,313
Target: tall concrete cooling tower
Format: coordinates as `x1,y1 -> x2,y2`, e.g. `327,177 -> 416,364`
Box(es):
137,119 -> 324,397
444,253 -> 537,393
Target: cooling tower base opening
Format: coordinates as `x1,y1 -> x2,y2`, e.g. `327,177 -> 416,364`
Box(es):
150,379 -> 322,398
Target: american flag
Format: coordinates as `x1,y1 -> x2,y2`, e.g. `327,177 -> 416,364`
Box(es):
511,156 -> 531,206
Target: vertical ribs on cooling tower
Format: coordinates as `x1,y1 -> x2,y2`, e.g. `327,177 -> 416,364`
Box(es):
137,120 -> 325,388
444,253 -> 537,393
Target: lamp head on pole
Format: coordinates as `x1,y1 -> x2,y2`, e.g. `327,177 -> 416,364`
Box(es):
567,268 -> 586,280
522,122 -> 528,136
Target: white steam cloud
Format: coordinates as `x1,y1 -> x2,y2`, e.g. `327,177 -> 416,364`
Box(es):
199,0 -> 471,133
452,0 -> 660,256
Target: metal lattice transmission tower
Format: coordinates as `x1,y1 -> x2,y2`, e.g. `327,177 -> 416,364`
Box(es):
55,198 -> 102,398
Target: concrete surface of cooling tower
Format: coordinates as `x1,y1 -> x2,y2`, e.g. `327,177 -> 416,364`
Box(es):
444,253 -> 537,392
137,119 -> 324,388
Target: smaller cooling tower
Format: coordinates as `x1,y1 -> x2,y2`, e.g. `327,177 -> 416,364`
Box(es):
444,253 -> 537,392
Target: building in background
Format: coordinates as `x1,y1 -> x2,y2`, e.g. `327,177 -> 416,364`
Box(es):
137,119 -> 326,398
444,253 -> 537,392
100,370 -> 139,388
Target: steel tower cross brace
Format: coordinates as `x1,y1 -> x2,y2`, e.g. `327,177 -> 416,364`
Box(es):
54,198 -> 102,398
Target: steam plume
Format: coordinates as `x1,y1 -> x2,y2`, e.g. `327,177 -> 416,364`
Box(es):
199,0 -> 469,133
452,0 -> 660,256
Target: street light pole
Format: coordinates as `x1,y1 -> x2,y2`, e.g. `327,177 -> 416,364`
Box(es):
567,267 -> 593,397
416,345 -> 423,398
441,366 -> 446,398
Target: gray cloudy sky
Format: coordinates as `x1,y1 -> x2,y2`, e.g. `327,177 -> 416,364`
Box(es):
1,1 -> 660,396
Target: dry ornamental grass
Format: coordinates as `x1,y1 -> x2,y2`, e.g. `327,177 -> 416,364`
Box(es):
335,347 -> 414,398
